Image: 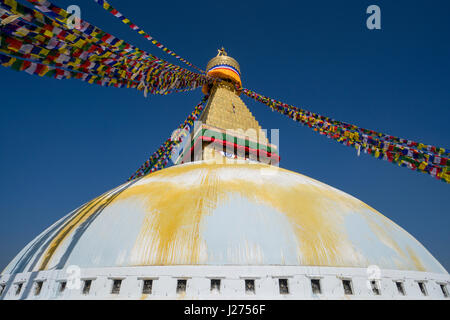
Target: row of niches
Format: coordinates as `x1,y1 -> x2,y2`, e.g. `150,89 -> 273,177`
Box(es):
1,275 -> 449,299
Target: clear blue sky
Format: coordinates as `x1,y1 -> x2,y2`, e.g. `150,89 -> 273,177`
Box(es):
0,0 -> 449,271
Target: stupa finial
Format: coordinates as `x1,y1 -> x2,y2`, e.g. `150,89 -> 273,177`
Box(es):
203,48 -> 241,95
217,47 -> 227,56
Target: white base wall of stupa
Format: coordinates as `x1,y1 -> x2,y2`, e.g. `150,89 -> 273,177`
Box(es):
1,265 -> 449,300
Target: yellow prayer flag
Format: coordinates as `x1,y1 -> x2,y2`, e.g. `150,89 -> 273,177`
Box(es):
418,161 -> 427,170
35,35 -> 46,43
65,34 -> 77,42
113,40 -> 124,48
39,48 -> 50,56
73,39 -> 86,49
16,28 -> 29,37
5,0 -> 17,10
43,30 -> 54,38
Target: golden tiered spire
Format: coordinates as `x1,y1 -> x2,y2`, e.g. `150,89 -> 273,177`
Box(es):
175,50 -> 278,165
199,82 -> 268,143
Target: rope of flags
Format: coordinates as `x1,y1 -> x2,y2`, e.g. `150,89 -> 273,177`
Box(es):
127,95 -> 209,181
0,0 -> 209,95
0,52 -> 133,87
91,0 -> 204,74
242,88 -> 450,183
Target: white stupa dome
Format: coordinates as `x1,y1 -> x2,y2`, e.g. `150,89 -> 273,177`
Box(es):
1,161 -> 448,300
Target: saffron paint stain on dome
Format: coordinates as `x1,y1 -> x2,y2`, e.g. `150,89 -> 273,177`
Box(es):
3,162 -> 445,275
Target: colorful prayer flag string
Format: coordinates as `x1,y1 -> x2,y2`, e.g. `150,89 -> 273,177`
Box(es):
0,52 -> 136,88
242,88 -> 450,184
127,95 -> 209,181
1,0 -> 203,79
0,0 -> 209,96
91,0 -> 204,74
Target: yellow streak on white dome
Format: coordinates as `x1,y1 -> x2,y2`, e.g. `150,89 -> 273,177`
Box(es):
120,163 -> 376,267
38,191 -> 116,270
34,163 -> 433,272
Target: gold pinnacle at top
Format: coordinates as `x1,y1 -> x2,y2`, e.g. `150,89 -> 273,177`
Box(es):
217,47 -> 228,56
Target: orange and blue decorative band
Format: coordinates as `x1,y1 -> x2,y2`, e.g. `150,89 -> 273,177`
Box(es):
208,64 -> 241,77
